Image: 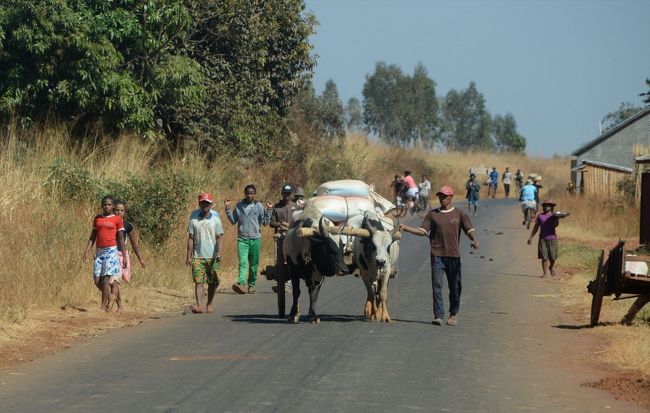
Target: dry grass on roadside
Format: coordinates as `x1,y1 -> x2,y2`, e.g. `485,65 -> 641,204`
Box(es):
1,126 -> 647,377
558,242 -> 650,376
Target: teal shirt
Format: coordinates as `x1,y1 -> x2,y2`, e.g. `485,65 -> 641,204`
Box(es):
188,209 -> 224,258
226,200 -> 271,240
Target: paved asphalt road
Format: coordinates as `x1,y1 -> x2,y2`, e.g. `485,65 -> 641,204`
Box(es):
1,199 -> 646,412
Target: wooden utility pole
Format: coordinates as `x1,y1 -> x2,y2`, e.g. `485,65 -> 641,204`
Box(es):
641,172 -> 650,245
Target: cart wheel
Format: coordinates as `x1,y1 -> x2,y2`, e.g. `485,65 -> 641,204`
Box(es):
277,266 -> 286,319
589,249 -> 606,326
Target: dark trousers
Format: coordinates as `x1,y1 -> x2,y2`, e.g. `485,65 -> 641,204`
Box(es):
431,255 -> 462,319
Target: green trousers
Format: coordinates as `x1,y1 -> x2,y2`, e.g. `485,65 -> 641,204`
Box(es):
237,237 -> 261,287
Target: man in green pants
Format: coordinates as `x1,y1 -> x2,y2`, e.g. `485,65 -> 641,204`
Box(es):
225,184 -> 272,294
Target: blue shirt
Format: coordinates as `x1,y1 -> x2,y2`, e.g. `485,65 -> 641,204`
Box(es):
489,170 -> 498,183
520,184 -> 537,201
226,200 -> 271,240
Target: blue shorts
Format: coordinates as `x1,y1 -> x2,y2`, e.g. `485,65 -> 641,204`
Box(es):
94,247 -> 121,278
468,199 -> 478,206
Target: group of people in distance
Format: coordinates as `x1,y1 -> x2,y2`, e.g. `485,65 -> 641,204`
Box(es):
465,167 -> 570,278
390,171 -> 431,214
479,166 -> 524,199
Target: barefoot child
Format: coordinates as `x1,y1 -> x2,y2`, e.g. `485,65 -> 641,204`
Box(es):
113,200 -> 146,310
83,196 -> 127,311
186,192 -> 224,313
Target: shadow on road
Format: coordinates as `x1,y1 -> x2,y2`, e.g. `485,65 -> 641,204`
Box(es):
553,322 -> 618,330
224,313 -> 367,323
493,271 -> 540,279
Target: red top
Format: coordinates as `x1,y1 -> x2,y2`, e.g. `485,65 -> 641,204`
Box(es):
93,214 -> 125,248
403,175 -> 417,189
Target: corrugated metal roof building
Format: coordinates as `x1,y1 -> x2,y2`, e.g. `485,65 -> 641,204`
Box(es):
571,107 -> 650,197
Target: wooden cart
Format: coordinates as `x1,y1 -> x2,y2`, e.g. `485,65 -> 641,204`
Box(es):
262,234 -> 287,318
588,240 -> 650,326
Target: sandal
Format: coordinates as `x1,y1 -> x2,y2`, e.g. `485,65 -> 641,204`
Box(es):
446,315 -> 458,326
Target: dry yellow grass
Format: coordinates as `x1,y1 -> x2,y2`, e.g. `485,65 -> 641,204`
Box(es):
0,126 -> 647,376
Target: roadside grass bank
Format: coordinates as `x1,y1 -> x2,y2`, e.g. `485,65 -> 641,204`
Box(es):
2,125 -> 648,383
557,241 -> 650,377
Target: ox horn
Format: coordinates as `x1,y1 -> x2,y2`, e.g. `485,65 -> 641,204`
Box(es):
297,225 -> 371,238
319,216 -> 327,237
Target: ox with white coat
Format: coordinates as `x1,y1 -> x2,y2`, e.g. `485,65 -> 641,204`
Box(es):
353,211 -> 400,322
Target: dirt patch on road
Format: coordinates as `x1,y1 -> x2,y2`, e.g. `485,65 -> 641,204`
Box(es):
0,288 -> 190,370
585,374 -> 650,410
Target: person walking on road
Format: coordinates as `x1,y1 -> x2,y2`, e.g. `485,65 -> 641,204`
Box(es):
519,179 -> 538,229
186,192 -> 224,313
502,167 -> 513,198
83,195 -> 127,312
527,200 -> 569,278
465,173 -> 480,216
269,184 -> 297,294
487,167 -> 498,198
514,169 -> 524,196
398,185 -> 479,326
418,175 -> 431,212
113,200 -> 146,311
225,184 -> 272,294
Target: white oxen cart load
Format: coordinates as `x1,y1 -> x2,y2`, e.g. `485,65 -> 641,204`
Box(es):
285,179 -> 401,323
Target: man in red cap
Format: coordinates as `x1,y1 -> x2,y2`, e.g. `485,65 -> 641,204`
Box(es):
399,185 -> 479,326
186,191 -> 224,313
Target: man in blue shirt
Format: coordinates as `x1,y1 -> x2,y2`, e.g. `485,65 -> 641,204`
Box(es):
519,179 -> 538,229
487,167 -> 498,198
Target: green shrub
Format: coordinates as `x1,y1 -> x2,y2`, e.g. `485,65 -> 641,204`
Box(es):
307,148 -> 356,188
102,172 -> 191,247
616,176 -> 636,203
46,157 -> 99,201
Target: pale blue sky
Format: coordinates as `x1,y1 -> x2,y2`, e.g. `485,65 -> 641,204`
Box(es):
305,0 -> 650,156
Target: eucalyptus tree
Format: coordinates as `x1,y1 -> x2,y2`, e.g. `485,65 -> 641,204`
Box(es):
441,81 -> 493,151
362,61 -> 439,147
492,113 -> 526,153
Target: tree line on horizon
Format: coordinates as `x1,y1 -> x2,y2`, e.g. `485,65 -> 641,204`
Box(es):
2,1 -> 648,160
351,61 -> 526,152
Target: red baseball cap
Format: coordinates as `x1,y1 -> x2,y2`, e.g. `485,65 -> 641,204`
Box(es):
436,185 -> 454,197
198,192 -> 213,203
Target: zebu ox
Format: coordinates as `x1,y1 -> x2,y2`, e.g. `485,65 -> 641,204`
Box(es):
283,196 -> 373,324
283,214 -> 349,324
353,210 -> 400,322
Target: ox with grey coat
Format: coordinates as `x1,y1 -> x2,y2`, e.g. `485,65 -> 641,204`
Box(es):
353,211 -> 400,322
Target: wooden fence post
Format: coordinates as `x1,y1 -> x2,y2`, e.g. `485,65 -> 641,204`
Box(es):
641,172 -> 650,245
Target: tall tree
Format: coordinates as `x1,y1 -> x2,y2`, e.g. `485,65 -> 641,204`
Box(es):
601,101 -> 644,131
362,61 -> 439,146
404,63 -> 439,147
362,62 -> 405,145
345,97 -> 363,132
492,113 -> 526,153
441,82 -> 493,151
0,0 -> 316,160
317,79 -> 345,141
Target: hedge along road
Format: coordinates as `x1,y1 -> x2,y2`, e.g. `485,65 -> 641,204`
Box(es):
0,198 -> 644,413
